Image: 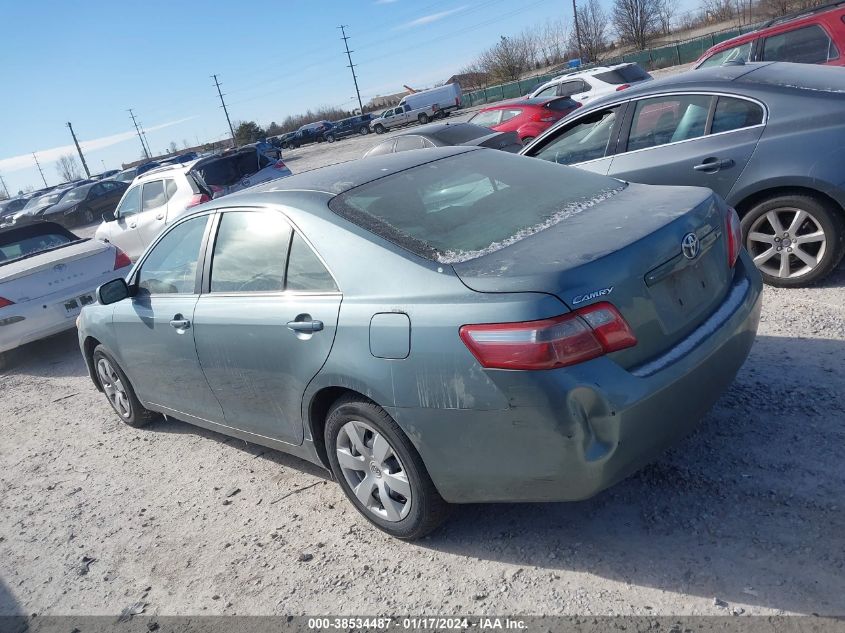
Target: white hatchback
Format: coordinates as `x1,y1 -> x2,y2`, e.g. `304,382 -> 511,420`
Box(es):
528,63 -> 653,104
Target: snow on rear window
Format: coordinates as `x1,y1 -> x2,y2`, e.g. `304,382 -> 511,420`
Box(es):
331,150 -> 624,264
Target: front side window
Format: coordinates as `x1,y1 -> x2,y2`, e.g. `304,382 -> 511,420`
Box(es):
711,97 -> 765,134
137,216 -> 208,295
286,232 -> 337,292
698,42 -> 752,68
468,110 -> 502,127
116,185 -> 142,218
209,211 -> 291,293
627,94 -> 711,151
762,24 -> 838,63
141,180 -> 167,211
531,106 -> 621,164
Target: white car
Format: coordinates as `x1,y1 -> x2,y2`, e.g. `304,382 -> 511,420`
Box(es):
0,221 -> 132,361
527,63 -> 653,104
95,149 -> 293,260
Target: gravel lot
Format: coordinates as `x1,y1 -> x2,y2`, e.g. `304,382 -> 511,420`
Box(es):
3,62 -> 844,618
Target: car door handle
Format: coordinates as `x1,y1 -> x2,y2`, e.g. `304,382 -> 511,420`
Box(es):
170,316 -> 191,330
693,158 -> 734,172
286,319 -> 323,333
129,222 -> 137,228
156,213 -> 164,220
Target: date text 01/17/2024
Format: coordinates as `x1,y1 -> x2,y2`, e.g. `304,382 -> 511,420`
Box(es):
306,618 -> 527,630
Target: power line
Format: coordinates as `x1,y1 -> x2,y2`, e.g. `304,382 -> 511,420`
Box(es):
127,108 -> 151,159
32,153 -> 48,188
65,122 -> 91,178
212,74 -> 236,147
339,25 -> 364,114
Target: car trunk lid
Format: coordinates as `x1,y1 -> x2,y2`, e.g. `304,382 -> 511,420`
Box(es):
451,183 -> 733,369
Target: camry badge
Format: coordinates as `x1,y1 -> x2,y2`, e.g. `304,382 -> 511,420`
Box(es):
681,233 -> 700,260
572,286 -> 613,305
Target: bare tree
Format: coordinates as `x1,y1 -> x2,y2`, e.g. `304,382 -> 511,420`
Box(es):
55,154 -> 82,182
656,0 -> 676,35
576,0 -> 610,62
538,18 -> 570,66
704,0 -> 736,22
478,35 -> 533,83
612,0 -> 661,50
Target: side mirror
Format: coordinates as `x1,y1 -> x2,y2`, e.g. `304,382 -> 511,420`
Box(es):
102,210 -> 115,222
98,278 -> 130,305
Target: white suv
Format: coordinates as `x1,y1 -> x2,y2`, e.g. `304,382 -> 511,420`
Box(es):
95,149 -> 292,259
527,63 -> 653,104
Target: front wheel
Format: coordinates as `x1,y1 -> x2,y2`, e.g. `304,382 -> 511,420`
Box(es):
93,345 -> 162,428
741,194 -> 845,287
358,126 -> 370,135
82,207 -> 95,225
325,134 -> 335,143
418,113 -> 430,125
374,124 -> 385,134
326,397 -> 449,540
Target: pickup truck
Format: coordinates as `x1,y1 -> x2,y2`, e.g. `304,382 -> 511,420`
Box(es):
370,103 -> 440,134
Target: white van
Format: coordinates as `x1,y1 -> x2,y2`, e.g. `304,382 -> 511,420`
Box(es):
399,83 -> 462,114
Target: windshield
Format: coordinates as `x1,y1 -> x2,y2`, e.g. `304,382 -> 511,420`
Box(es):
24,191 -> 63,209
331,150 -> 623,263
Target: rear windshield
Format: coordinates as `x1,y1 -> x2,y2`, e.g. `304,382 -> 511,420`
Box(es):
331,150 -> 623,263
0,225 -> 76,264
194,152 -> 261,187
431,125 -> 490,144
594,65 -> 650,84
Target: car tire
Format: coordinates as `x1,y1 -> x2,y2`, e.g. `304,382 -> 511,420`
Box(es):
326,396 -> 449,540
82,207 -> 95,225
374,124 -> 385,135
92,345 -> 162,428
359,126 -> 369,135
741,193 -> 845,287
418,113 -> 430,125
326,134 -> 335,143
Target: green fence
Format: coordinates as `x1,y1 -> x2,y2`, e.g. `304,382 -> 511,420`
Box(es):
461,23 -> 763,108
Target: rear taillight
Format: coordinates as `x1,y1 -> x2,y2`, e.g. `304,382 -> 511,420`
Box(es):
186,193 -> 211,208
459,302 -> 637,370
272,160 -> 287,170
726,206 -> 742,268
0,296 -> 14,308
113,248 -> 131,270
616,84 -> 631,91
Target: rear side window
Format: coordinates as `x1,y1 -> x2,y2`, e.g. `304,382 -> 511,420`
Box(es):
332,150 -> 622,263
165,179 -> 178,200
711,97 -> 764,134
286,232 -> 337,292
137,216 -> 208,295
593,65 -> 650,84
141,180 -> 167,211
365,140 -> 396,157
499,109 -> 523,123
627,95 -> 711,151
468,110 -> 502,127
117,185 -> 141,218
761,24 -> 839,63
535,85 -> 558,98
395,136 -> 427,151
209,211 -> 291,293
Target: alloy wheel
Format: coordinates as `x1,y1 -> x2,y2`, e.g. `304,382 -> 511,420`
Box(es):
746,207 -> 827,280
335,420 -> 412,522
96,358 -> 132,418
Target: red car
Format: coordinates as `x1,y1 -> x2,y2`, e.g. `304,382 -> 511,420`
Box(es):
695,2 -> 845,68
467,97 -> 581,144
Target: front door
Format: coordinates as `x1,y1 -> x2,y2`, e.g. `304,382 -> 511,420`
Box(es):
192,210 -> 341,445
607,94 -> 766,198
135,179 -> 170,249
110,183 -> 145,258
110,214 -> 224,423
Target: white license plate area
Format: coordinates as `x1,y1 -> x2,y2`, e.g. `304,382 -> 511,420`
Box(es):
62,294 -> 94,317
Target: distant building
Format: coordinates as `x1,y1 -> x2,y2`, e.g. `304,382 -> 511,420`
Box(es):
366,91 -> 408,110
444,73 -> 489,91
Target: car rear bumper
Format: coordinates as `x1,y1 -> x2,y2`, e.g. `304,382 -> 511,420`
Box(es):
0,267 -> 130,354
389,254 -> 763,503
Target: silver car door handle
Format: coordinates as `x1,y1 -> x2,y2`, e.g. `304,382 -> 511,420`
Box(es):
693,158 -> 734,172
286,319 -> 323,333
129,222 -> 137,228
156,213 -> 164,220
170,317 -> 191,330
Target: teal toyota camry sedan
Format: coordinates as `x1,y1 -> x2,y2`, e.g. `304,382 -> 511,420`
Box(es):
78,147 -> 762,539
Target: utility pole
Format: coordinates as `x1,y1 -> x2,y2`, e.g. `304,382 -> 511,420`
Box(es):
338,25 -> 364,115
32,153 -> 48,188
212,74 -> 236,147
66,122 -> 91,178
0,173 -> 9,198
128,108 -> 151,159
572,0 -> 584,63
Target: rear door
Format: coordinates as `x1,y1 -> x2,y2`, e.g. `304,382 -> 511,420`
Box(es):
192,210 -> 341,445
110,214 -> 224,422
608,93 -> 766,197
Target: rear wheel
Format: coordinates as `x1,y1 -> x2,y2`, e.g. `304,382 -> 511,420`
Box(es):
374,124 -> 386,134
81,207 -> 95,225
359,126 -> 369,135
326,396 -> 449,540
418,113 -> 430,124
325,134 -> 335,143
741,194 -> 845,287
93,345 -> 161,428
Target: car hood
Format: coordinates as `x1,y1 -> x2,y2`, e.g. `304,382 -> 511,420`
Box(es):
42,200 -> 77,215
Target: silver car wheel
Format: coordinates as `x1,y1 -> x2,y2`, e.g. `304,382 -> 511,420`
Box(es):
746,207 -> 827,279
336,420 -> 412,522
96,358 -> 131,418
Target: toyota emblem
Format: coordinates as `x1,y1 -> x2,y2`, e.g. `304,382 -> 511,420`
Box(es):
681,233 -> 700,260
53,263 -> 67,273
